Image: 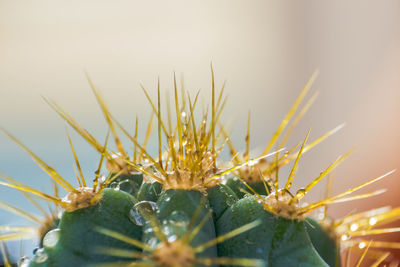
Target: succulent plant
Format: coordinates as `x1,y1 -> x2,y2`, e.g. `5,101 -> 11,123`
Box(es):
0,69 -> 398,267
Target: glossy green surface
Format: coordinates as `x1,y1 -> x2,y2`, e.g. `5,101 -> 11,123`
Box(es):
305,217 -> 340,267
216,196 -> 328,267
28,188 -> 141,266
38,218 -> 60,248
24,183 -> 338,267
225,176 -> 269,198
108,173 -> 143,196
137,181 -> 162,202
207,184 -> 238,220
142,189 -> 218,263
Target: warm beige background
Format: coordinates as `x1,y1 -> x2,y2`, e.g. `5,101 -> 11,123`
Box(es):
0,0 -> 400,260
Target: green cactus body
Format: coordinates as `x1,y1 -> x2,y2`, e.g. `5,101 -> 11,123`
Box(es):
207,183 -> 239,220
28,188 -> 142,266
216,196 -> 328,267
28,245 -> 85,267
305,217 -> 340,267
107,173 -> 143,196
137,181 -> 163,202
151,189 -> 218,259
225,176 -> 269,198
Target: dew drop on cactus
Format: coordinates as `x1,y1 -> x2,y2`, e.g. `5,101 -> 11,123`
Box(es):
167,234 -> 178,243
162,210 -> 190,235
118,179 -> 134,192
42,229 -> 61,249
295,188 -> 306,199
167,210 -> 190,227
109,181 -> 120,190
18,257 -> 31,267
33,248 -> 48,263
129,201 -> 158,226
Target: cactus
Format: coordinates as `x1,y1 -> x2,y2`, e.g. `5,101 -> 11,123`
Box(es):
0,70 -> 399,267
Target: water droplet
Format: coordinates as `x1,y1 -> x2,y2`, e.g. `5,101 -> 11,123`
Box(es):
33,248 -> 48,263
161,211 -> 190,237
317,212 -> 325,220
168,235 -> 177,242
168,211 -> 190,227
341,234 -> 349,241
369,217 -> 378,226
164,197 -> 171,202
350,223 -> 359,232
57,211 -> 63,219
99,175 -> 106,183
43,228 -> 61,248
301,201 -> 309,208
295,188 -> 306,199
162,225 -> 173,236
358,241 -> 366,249
147,237 -> 159,248
181,111 -> 187,118
18,256 -> 30,267
226,195 -> 236,206
119,179 -> 134,193
182,137 -> 188,146
110,182 -> 119,188
129,201 -> 158,226
131,169 -> 143,175
144,227 -> 154,234
109,182 -> 120,190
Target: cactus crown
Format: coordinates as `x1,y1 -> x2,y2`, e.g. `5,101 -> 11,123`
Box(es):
153,240 -> 195,267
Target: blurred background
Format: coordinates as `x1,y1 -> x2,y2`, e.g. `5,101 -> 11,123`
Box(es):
0,0 -> 399,264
